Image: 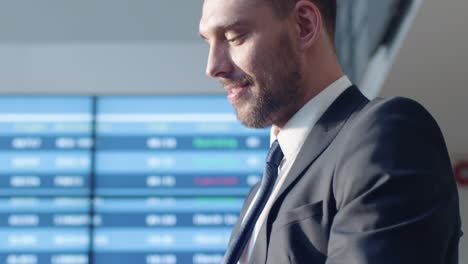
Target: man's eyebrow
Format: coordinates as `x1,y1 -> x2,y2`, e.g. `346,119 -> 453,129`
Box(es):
220,19 -> 249,30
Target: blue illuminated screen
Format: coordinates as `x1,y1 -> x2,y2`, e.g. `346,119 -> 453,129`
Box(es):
0,96 -> 269,264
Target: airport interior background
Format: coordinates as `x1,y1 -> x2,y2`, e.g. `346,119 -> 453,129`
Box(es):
0,0 -> 466,263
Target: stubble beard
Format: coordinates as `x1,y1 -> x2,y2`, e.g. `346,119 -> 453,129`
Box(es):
234,33 -> 303,128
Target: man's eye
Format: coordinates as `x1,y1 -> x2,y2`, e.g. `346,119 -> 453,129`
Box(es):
227,34 -> 246,45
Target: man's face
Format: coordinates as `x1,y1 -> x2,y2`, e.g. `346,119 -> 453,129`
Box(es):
199,0 -> 303,128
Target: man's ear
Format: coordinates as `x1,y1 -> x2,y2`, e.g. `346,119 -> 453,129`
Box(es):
293,0 -> 322,50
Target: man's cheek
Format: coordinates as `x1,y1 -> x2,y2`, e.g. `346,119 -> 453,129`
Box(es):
235,43 -> 262,68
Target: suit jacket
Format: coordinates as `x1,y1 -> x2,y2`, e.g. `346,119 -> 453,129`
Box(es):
230,86 -> 462,264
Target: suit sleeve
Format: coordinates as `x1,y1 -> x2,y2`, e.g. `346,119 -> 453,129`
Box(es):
326,98 -> 461,264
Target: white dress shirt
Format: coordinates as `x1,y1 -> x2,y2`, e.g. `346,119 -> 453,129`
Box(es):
238,75 -> 352,263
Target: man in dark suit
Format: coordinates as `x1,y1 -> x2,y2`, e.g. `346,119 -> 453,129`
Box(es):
199,0 -> 462,263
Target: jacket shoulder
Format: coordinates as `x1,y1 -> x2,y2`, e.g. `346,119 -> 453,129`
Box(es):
333,95 -> 453,207
358,96 -> 437,125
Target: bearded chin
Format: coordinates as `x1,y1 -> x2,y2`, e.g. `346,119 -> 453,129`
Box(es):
236,104 -> 272,128
234,87 -> 279,128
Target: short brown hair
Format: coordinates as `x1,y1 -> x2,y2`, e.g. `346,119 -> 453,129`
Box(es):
266,0 -> 337,41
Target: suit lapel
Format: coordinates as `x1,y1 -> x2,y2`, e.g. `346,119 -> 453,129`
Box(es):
272,85 -> 367,208
250,222 -> 269,263
251,86 -> 369,263
229,182 -> 261,243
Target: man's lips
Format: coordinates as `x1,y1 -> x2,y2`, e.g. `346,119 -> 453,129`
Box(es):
227,86 -> 246,100
225,82 -> 249,102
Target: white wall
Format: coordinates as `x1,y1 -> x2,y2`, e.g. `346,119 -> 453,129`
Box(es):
0,0 -> 218,95
0,43 -> 217,95
380,0 -> 468,261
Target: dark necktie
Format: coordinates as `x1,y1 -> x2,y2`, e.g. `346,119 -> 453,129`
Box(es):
223,140 -> 284,264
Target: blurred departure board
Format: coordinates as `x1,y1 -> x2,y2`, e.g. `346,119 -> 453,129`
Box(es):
0,96 -> 269,264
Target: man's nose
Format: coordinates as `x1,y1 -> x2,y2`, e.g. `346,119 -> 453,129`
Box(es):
206,44 -> 233,78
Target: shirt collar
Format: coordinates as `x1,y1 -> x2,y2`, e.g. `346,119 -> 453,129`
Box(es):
270,75 -> 352,161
